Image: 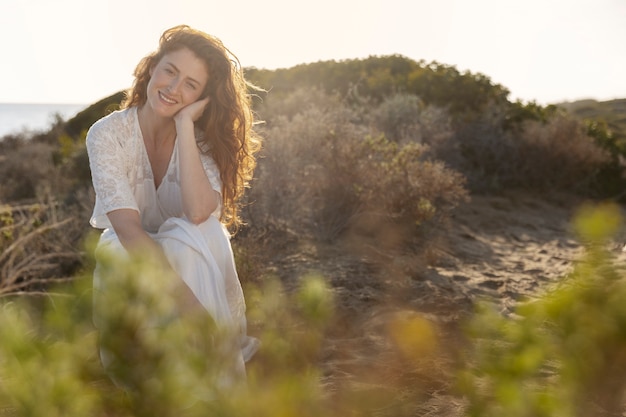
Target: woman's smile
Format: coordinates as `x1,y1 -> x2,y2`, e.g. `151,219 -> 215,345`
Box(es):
158,90 -> 178,105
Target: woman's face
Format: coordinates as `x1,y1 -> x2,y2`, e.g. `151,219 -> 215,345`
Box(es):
145,47 -> 209,118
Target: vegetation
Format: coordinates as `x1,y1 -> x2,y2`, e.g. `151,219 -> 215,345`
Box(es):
0,250 -> 335,417
460,203 -> 626,416
1,54 -> 626,416
558,99 -> 626,143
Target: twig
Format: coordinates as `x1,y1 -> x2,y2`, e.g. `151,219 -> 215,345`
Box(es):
0,277 -> 75,296
0,217 -> 72,266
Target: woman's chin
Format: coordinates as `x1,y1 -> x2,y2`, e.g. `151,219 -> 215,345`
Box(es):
149,102 -> 180,119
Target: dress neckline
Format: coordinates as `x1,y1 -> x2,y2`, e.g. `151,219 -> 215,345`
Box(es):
132,107 -> 177,192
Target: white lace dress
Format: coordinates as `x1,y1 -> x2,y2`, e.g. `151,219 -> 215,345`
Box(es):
86,106 -> 258,372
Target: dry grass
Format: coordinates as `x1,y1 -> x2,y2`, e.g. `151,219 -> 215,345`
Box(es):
0,200 -> 88,297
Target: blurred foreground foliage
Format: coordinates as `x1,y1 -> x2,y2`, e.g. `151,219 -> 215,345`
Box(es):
460,203 -> 626,416
1,204 -> 626,416
0,243 -> 336,417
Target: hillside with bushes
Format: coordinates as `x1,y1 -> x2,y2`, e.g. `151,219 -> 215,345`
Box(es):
1,55 -> 626,416
558,98 -> 626,140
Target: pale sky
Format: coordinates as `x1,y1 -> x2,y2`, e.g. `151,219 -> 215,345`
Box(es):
2,0 -> 625,105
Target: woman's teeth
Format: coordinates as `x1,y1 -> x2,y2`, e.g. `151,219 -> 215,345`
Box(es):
159,91 -> 177,104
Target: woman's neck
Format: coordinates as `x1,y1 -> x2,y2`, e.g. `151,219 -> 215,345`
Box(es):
137,105 -> 176,146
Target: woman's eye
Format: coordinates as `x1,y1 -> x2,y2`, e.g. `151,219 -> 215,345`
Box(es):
186,82 -> 197,90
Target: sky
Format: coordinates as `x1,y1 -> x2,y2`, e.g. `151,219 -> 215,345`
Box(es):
1,0 -> 625,106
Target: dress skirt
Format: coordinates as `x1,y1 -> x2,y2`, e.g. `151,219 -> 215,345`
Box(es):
92,216 -> 258,381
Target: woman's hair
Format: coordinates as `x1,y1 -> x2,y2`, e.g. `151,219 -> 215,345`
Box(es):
123,25 -> 262,229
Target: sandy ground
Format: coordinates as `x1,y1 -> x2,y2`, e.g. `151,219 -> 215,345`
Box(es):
256,192 -> 626,416
426,193 -> 587,312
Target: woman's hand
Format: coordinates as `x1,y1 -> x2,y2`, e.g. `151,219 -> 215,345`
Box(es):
174,97 -> 210,126
173,96 -> 219,224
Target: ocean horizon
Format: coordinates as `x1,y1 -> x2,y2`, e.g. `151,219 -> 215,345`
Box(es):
0,102 -> 87,138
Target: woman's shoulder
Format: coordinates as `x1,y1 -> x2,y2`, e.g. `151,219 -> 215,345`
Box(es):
88,107 -> 136,136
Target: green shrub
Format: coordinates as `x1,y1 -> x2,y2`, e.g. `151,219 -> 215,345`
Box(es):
63,91 -> 124,139
53,131 -> 92,189
459,202 -> 626,416
0,246 -> 335,417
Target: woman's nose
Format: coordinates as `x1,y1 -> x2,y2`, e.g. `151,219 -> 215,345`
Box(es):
168,77 -> 181,93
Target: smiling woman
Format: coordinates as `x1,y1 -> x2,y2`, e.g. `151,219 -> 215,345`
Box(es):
85,25 -> 263,389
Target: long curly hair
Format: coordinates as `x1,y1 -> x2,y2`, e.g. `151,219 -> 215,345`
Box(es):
122,25 -> 262,229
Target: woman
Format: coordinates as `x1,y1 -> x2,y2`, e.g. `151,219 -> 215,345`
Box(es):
87,25 -> 261,379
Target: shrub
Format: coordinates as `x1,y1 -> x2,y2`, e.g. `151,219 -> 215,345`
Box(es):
247,89 -> 369,239
0,248 -> 335,417
248,89 -> 468,242
53,132 -> 92,189
371,93 -> 424,142
514,115 -> 612,193
584,120 -> 626,198
0,202 -> 85,296
459,203 -> 626,416
0,141 -> 62,202
437,104 -> 613,194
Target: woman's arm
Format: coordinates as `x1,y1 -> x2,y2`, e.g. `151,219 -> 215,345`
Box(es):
107,208 -> 205,314
175,98 -> 219,224
107,209 -> 165,259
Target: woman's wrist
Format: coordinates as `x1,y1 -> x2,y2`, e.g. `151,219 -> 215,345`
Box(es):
174,114 -> 195,132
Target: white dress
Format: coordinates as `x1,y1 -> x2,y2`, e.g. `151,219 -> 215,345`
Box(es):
86,106 -> 258,374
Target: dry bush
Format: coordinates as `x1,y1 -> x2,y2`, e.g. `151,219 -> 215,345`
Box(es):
247,89 -> 468,243
369,93 -> 453,148
255,87 -> 344,123
437,105 -> 613,194
371,93 -> 424,142
0,141 -> 63,202
0,122 -> 96,297
0,130 -> 91,205
0,197 -> 90,296
246,89 -> 367,236
514,115 -> 612,192
433,104 -> 525,191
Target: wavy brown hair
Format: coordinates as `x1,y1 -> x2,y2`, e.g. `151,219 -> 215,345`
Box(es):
123,25 -> 262,229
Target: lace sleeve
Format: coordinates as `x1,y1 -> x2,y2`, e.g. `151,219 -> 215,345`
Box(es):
87,114 -> 139,228
197,150 -> 223,219
198,151 -> 222,194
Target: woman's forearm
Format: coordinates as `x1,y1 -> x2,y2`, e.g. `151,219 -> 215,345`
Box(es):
176,119 -> 219,224
108,209 -> 165,260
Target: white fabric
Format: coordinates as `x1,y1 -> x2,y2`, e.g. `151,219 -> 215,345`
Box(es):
87,106 -> 222,232
87,106 -> 257,366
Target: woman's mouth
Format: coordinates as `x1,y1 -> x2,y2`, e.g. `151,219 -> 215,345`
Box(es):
158,91 -> 177,104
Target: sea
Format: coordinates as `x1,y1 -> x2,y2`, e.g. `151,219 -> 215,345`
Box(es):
0,103 -> 87,139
